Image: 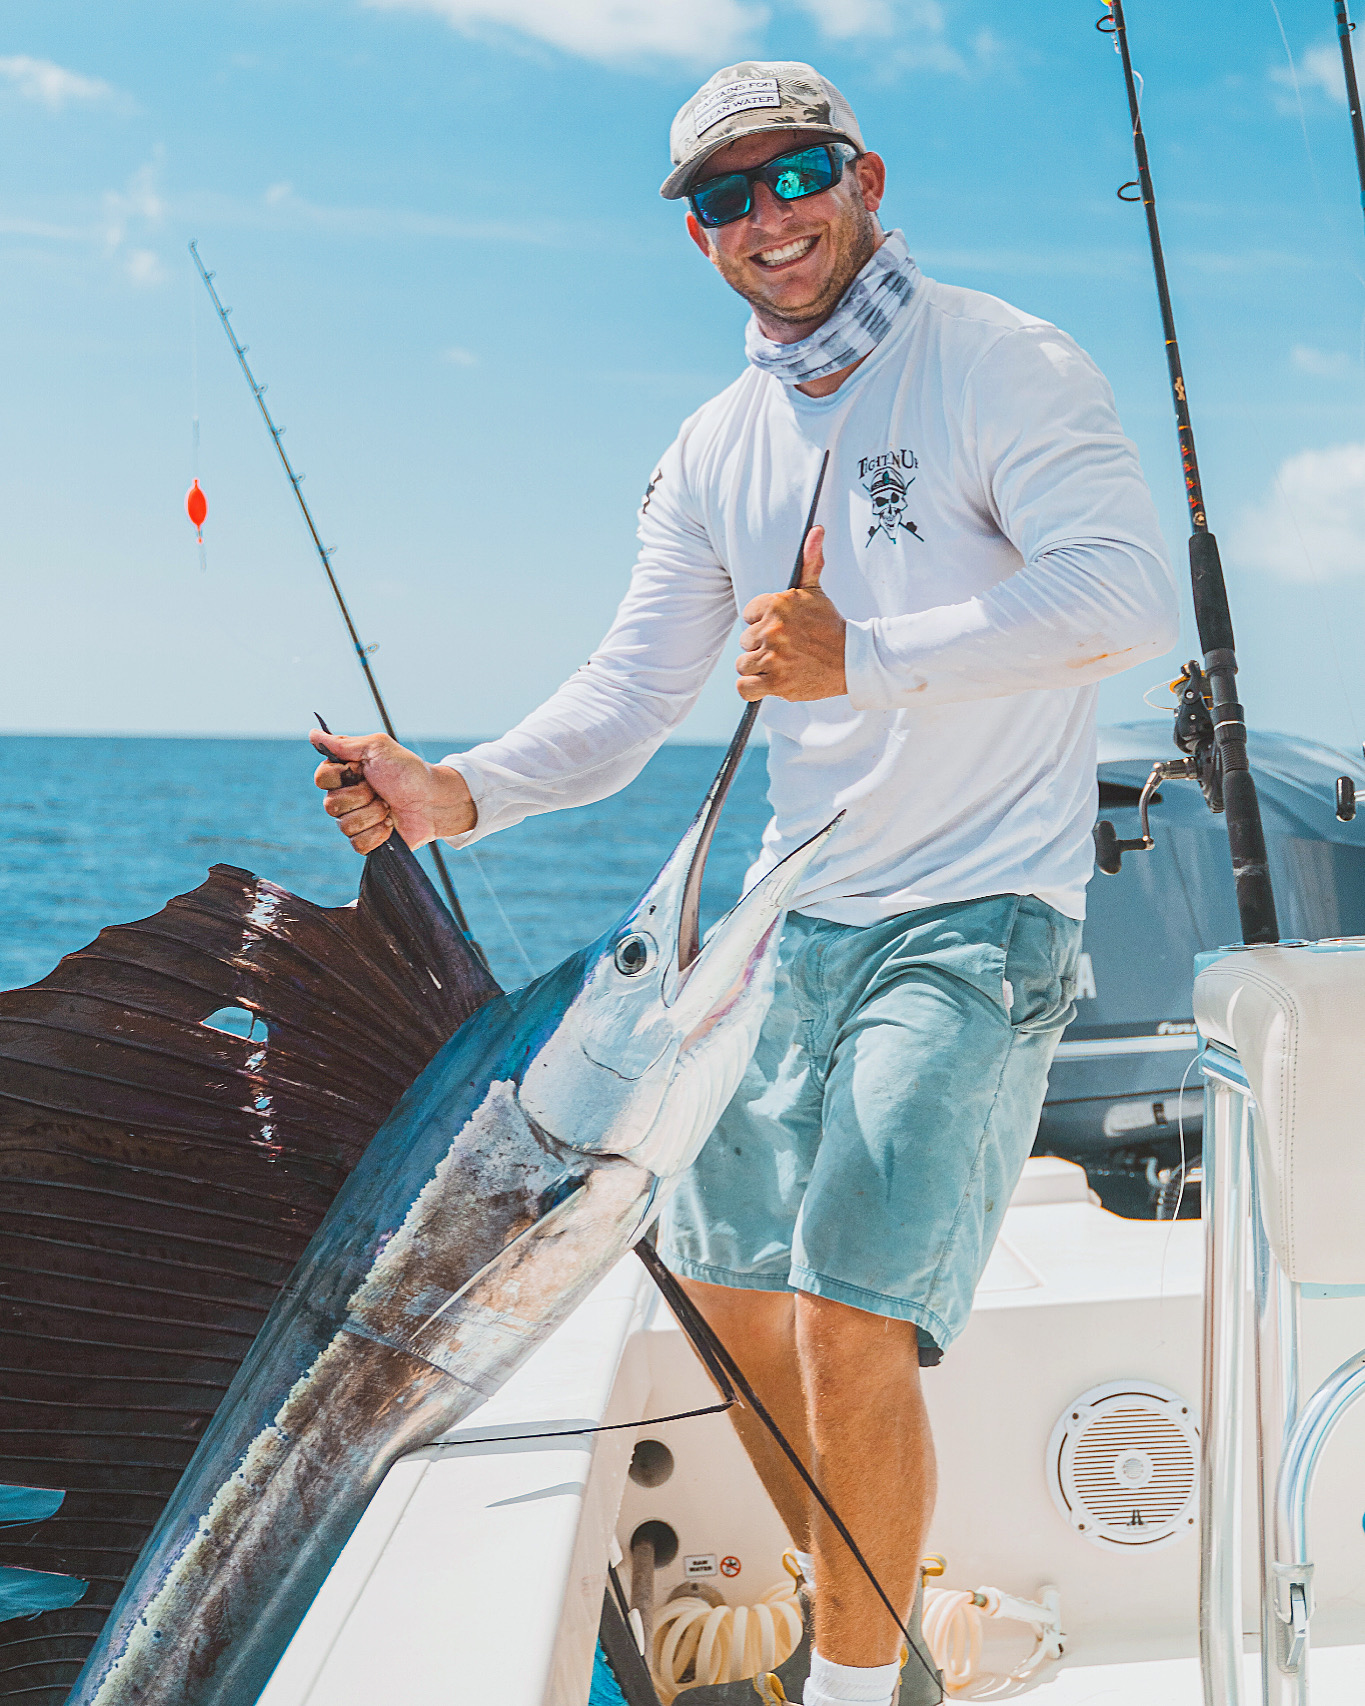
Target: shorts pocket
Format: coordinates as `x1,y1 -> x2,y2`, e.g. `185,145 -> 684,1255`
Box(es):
1005,901 -> 1082,1034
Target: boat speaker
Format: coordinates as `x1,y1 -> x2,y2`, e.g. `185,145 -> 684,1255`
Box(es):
1046,1380 -> 1198,1551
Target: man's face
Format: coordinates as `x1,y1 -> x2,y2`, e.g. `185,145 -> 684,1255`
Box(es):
686,128 -> 887,334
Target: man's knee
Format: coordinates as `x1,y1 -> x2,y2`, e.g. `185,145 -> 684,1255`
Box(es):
795,1290 -> 921,1379
680,1276 -> 794,1344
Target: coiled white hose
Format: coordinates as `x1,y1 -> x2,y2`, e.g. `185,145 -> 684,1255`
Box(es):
921,1582 -> 1063,1696
921,1589 -> 982,1692
651,1578 -> 804,1704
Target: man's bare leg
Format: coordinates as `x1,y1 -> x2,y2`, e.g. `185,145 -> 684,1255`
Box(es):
680,1280 -> 936,1669
797,1293 -> 935,1667
679,1278 -> 813,1551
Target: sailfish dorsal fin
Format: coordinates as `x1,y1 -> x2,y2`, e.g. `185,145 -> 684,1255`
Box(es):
0,836 -> 499,1697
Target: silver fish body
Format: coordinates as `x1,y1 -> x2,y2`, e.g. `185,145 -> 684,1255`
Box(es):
69,799 -> 838,1706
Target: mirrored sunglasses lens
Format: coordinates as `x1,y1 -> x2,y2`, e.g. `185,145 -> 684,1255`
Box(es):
769,148 -> 836,202
693,175 -> 751,226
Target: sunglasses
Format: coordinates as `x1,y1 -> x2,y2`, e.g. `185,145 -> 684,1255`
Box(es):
687,142 -> 859,230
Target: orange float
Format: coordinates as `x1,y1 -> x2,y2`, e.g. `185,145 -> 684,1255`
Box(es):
186,478 -> 207,542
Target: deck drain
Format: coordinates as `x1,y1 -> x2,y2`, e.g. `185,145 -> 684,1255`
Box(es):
1047,1380 -> 1198,1551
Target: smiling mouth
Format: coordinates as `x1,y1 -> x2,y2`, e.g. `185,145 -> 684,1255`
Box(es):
753,234 -> 819,270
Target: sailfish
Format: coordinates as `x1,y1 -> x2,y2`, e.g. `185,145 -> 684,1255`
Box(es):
0,755 -> 839,1705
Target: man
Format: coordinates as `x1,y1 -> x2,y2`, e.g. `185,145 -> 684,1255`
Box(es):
313,61 -> 1178,1706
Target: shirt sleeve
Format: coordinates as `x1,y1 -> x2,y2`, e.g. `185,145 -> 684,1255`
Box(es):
438,432 -> 737,846
843,323 -> 1180,710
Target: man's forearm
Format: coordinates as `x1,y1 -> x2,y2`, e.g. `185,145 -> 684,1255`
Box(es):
843,537 -> 1179,711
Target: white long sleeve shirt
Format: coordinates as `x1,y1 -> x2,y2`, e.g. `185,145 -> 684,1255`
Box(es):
444,260 -> 1179,923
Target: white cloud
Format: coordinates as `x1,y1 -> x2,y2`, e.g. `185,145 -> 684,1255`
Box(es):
249,179 -> 566,243
102,158 -> 166,285
363,0 -> 984,68
1231,443 -> 1365,582
441,345 -> 478,365
0,214 -> 85,241
1291,343 -> 1351,378
362,0 -> 767,63
103,159 -> 163,250
1271,40 -> 1352,112
1299,41 -> 1349,104
0,54 -> 121,111
125,248 -> 164,286
796,0 -> 896,40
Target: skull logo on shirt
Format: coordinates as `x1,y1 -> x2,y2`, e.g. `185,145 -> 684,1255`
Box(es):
860,450 -> 925,546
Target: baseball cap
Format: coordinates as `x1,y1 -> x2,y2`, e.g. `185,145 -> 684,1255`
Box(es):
660,61 -> 865,201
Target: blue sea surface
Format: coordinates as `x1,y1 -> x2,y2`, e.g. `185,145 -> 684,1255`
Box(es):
0,736 -> 773,993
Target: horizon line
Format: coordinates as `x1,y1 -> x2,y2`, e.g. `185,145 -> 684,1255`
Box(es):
0,729 -> 753,746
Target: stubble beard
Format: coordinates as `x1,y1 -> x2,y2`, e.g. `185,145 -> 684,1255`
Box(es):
717,197 -> 881,336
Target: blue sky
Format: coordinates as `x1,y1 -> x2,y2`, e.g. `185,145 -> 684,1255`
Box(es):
2,0 -> 1363,751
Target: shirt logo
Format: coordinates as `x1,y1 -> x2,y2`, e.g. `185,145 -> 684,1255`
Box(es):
859,449 -> 924,546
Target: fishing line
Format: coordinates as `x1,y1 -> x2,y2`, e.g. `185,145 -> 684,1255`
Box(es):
1142,678 -> 1179,710
1170,1048 -> 1200,1227
1268,1 -> 1332,214
1265,0 -> 1365,341
189,270 -> 207,572
1155,1050 -> 1201,1320
188,241 -> 480,951
1167,273 -> 1364,750
1153,14 -> 1365,752
442,1398 -> 736,1450
635,1240 -> 941,1693
1252,5 -> 1365,747
459,844 -> 538,980
1099,0 -> 1281,947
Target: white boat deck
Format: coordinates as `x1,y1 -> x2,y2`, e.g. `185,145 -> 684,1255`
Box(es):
259,1162 -> 1365,1704
1034,1644 -> 1365,1703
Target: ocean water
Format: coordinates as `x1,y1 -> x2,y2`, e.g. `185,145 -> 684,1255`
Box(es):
0,736 -> 773,994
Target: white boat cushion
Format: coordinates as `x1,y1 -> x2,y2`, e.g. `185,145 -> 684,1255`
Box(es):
1194,943 -> 1365,1284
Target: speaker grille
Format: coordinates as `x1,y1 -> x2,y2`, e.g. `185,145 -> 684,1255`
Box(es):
1047,1381 -> 1199,1551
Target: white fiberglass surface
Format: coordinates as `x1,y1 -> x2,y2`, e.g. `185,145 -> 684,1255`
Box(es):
255,1161 -> 1365,1703
1031,1643 -> 1365,1702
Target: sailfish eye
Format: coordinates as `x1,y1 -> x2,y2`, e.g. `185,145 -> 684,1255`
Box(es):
613,932 -> 657,977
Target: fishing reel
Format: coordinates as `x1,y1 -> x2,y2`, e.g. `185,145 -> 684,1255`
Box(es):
1093,662 -> 1218,876
1170,660 -> 1223,814
1093,757 -> 1194,874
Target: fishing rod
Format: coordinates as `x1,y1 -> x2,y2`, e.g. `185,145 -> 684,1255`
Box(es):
676,452 -> 829,971
1095,0 -> 1279,947
1334,0 -> 1365,230
187,241 -> 477,942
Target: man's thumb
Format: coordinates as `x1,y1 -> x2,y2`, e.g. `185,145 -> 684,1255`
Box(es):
310,729 -> 376,770
797,523 -> 826,589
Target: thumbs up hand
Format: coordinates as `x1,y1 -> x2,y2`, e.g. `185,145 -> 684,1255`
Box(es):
737,525 -> 848,703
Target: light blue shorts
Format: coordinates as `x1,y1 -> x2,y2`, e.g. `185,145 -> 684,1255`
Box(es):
660,894 -> 1082,1359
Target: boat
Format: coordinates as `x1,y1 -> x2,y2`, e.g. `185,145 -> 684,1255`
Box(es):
244,1150 -> 1365,1704
5,2 -> 1365,1698
1039,723 -> 1365,1221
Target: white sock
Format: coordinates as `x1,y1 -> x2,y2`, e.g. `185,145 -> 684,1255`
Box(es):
794,1549 -> 816,1584
803,1649 -> 901,1706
